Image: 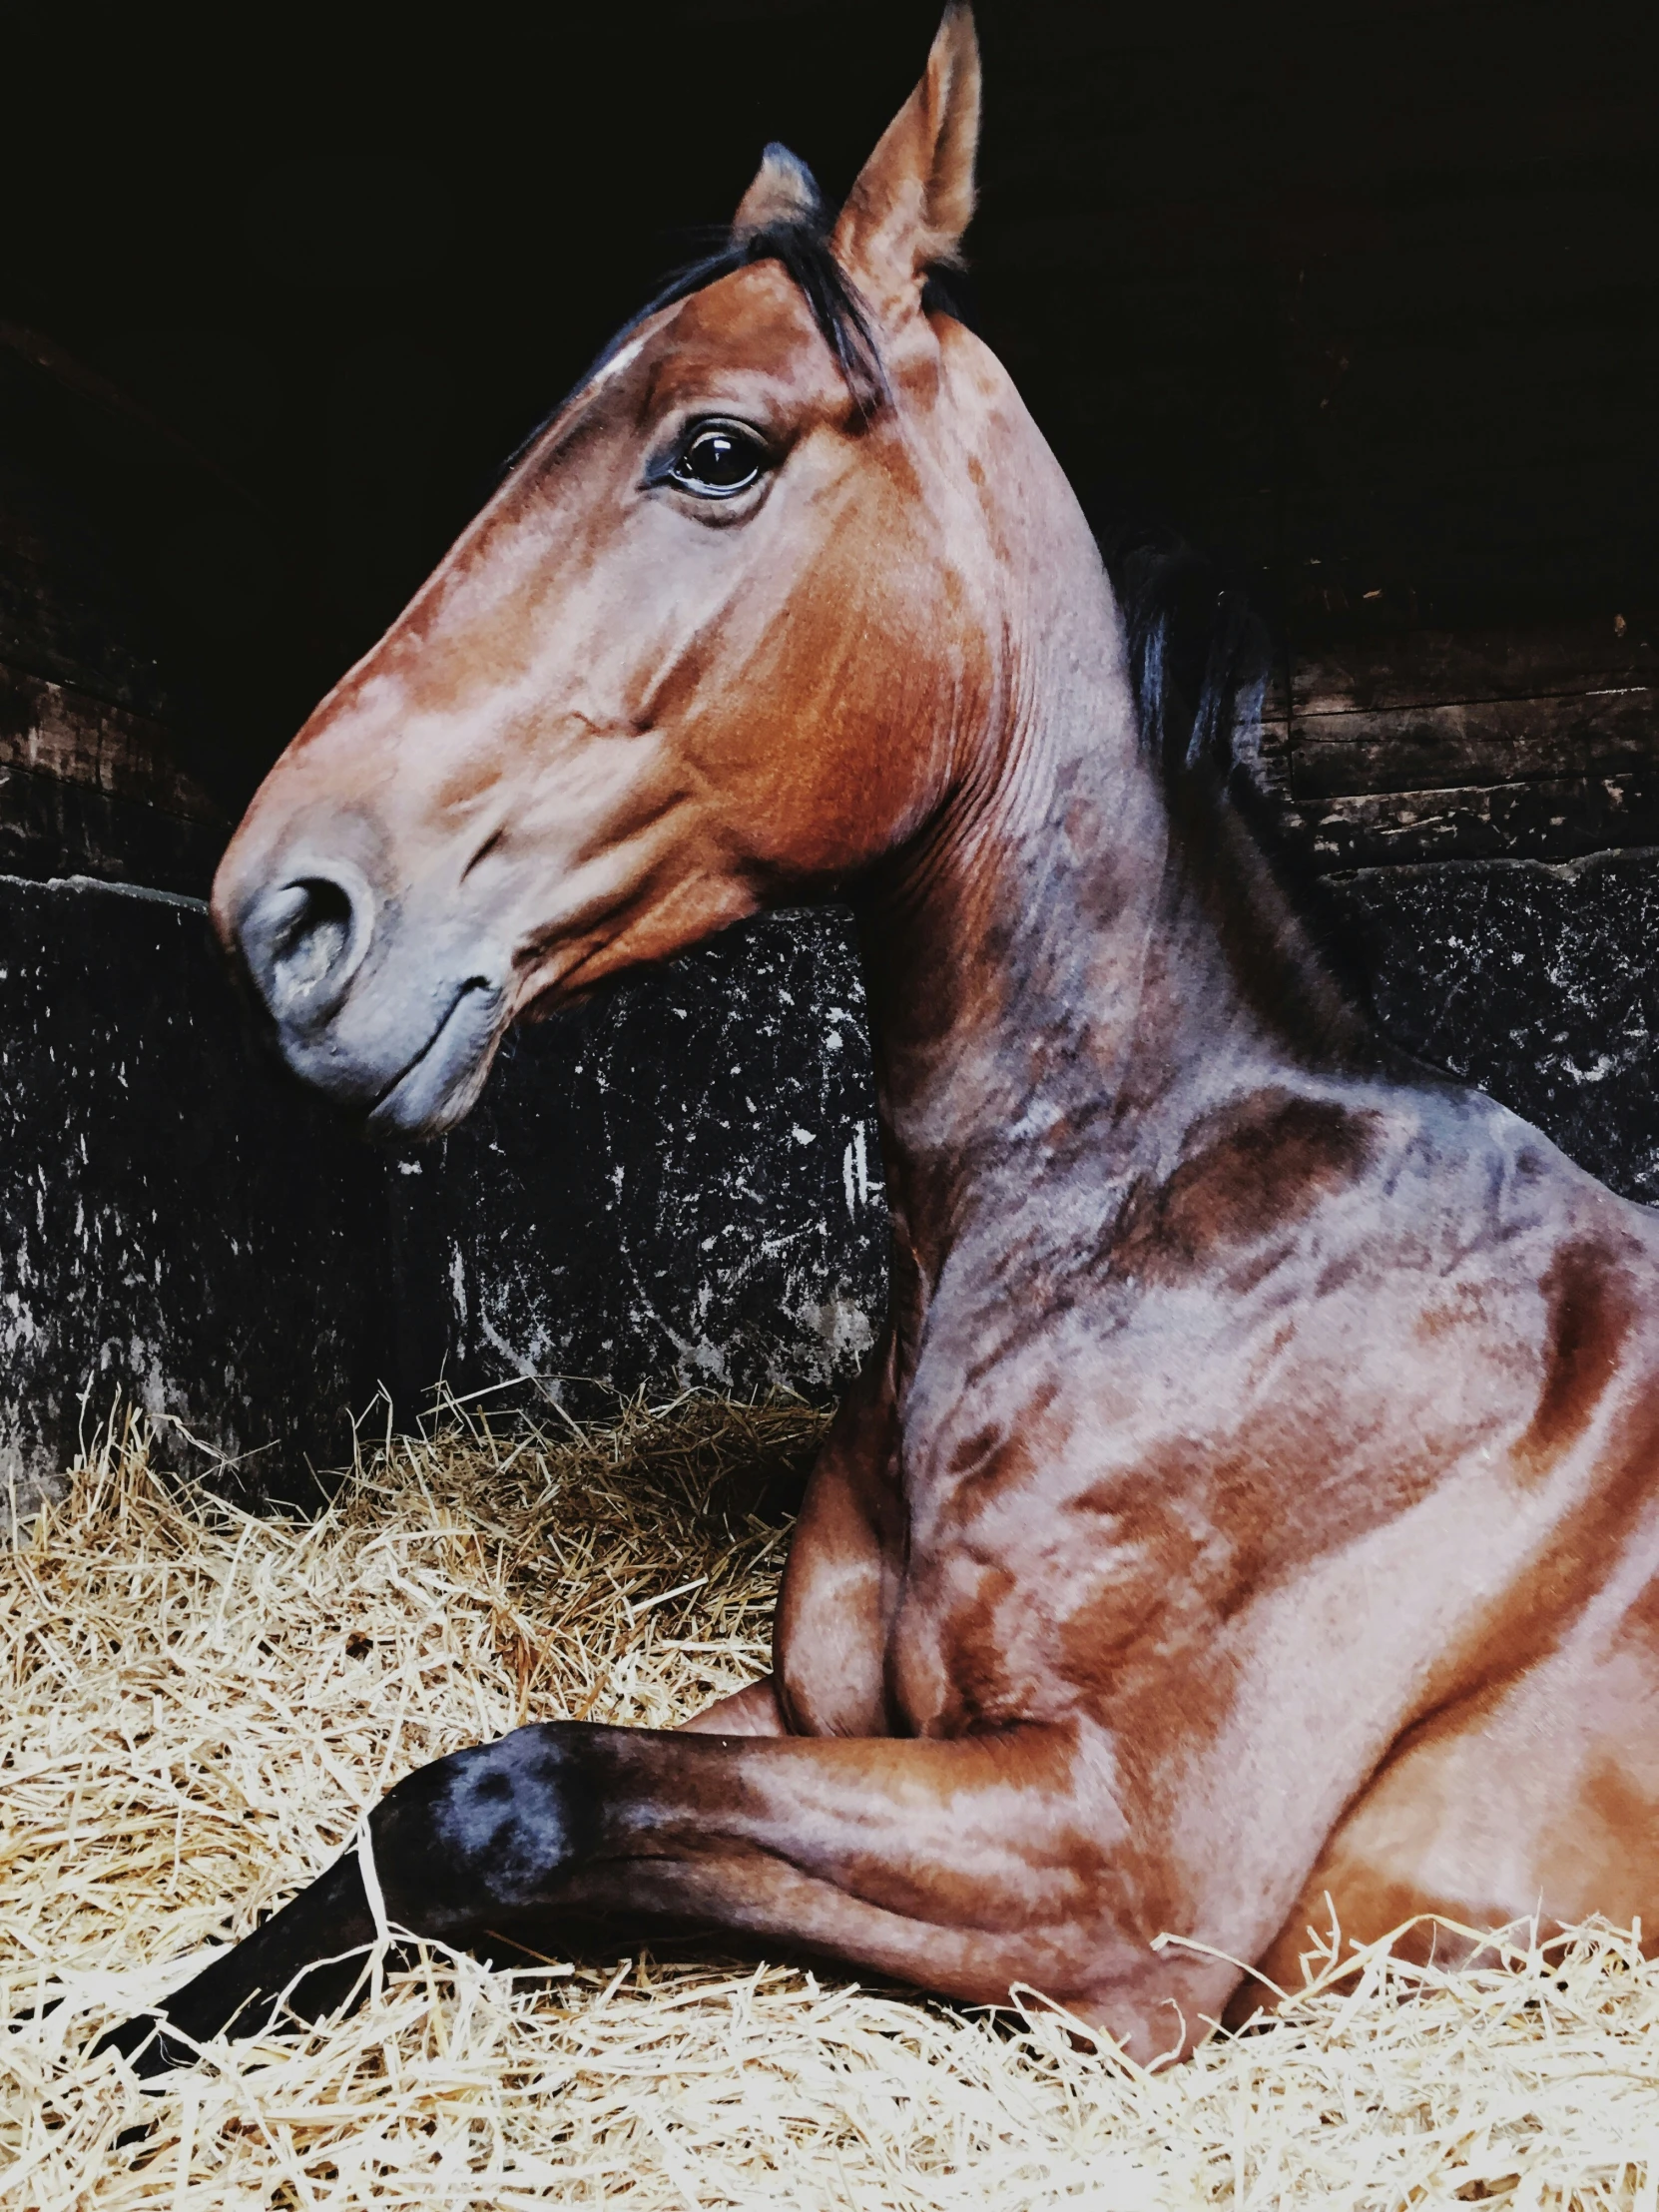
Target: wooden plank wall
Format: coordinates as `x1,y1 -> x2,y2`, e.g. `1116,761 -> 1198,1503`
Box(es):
7,4 -> 1652,900
0,662 -> 223,895
4,7 -> 1654,903
0,334 -> 228,892
1260,615 -> 1659,869
969,0 -> 1656,879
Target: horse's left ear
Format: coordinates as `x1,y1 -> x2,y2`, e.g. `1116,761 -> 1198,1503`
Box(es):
733,143 -> 827,241
831,4 -> 979,316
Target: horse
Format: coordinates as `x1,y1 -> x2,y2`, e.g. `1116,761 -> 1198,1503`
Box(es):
103,5 -> 1659,2073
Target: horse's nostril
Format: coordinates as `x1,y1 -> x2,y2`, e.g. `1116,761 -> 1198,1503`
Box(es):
244,864 -> 374,1029
275,879 -> 353,992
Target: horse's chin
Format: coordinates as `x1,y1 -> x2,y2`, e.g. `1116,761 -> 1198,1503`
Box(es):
262,974 -> 508,1142
359,980 -> 507,1142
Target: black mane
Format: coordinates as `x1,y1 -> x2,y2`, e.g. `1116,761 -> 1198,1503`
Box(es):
1096,514 -> 1374,1037
1091,517 -> 1270,803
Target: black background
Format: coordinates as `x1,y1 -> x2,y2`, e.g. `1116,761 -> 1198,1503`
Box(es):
8,0 -> 1655,812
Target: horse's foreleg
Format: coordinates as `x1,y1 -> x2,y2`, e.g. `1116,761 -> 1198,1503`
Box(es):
95,1848 -> 380,2072
103,1720 -> 1233,2070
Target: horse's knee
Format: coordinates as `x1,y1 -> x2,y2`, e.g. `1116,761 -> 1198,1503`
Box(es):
375,1722 -> 601,1927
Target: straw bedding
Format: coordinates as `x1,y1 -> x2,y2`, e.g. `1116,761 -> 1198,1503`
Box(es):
5,1398 -> 1659,2208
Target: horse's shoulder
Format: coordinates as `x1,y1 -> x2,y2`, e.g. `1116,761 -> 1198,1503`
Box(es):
1106,1083 -> 1381,1285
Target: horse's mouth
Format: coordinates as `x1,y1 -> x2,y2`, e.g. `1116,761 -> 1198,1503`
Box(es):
363,979 -> 506,1141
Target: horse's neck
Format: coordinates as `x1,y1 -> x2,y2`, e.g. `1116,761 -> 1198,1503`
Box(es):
854,482 -> 1333,1359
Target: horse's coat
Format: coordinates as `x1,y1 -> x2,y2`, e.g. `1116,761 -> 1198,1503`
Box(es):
105,6 -> 1659,2072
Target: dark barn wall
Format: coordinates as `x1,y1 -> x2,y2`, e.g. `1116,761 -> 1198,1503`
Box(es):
0,877 -> 887,1502
0,874 -> 385,1503
399,911 -> 887,1410
1,1 -> 1656,1494
9,852 -> 1659,1502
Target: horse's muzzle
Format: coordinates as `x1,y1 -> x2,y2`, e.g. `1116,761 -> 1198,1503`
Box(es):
232,857 -> 508,1139
362,978 -> 506,1137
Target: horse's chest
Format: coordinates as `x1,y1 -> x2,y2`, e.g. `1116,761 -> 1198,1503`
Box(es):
880,1366 -> 1452,1744
882,1478 -> 1216,1740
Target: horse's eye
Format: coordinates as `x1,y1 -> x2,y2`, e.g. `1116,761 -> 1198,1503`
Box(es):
667,422 -> 768,497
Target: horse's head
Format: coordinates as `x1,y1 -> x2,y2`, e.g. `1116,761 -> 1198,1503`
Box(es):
215,8 -> 1013,1136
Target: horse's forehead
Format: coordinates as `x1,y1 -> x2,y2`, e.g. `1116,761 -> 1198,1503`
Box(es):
643,262 -> 843,409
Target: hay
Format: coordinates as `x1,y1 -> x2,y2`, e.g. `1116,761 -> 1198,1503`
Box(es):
4,1398 -> 1659,2209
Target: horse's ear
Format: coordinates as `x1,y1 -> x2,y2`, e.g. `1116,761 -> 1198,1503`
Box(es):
733,143 -> 826,241
831,4 -> 979,314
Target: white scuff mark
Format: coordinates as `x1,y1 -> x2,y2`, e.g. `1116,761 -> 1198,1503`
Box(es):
784,1291 -> 877,1378
398,1160 -> 422,1176
449,1246 -> 468,1330
107,1332 -> 194,1446
790,1124 -> 815,1147
478,1308 -> 543,1382
40,870 -> 205,913
681,1337 -> 730,1382
0,1289 -> 39,1355
842,1123 -> 871,1218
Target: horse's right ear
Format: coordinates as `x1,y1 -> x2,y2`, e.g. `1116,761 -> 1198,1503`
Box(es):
831,5 -> 979,318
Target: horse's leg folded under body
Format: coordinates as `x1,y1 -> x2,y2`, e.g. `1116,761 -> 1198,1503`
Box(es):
680,1677 -> 788,1734
100,1719 -> 1229,2073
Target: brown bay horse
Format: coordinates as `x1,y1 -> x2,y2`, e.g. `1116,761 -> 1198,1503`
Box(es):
105,7 -> 1659,2071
